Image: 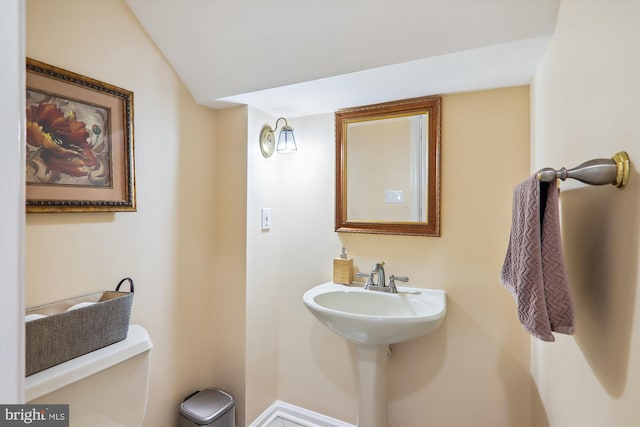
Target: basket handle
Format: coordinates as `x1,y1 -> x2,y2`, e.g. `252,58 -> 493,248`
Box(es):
116,277 -> 134,293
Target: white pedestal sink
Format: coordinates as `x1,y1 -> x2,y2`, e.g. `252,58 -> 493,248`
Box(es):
303,282 -> 446,427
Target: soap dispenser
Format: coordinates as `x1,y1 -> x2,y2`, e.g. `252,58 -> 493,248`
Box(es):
333,247 -> 353,285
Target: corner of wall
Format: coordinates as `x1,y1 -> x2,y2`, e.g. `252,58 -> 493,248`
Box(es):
0,0 -> 26,404
213,105 -> 249,427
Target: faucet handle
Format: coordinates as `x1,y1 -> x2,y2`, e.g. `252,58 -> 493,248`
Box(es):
356,272 -> 375,287
388,275 -> 409,287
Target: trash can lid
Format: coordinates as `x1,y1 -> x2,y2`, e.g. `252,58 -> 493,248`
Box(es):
180,388 -> 234,424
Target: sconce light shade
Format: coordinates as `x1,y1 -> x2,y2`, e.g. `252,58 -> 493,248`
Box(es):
277,125 -> 297,154
259,117 -> 297,158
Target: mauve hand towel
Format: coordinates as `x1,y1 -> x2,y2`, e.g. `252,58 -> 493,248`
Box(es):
500,175 -> 575,342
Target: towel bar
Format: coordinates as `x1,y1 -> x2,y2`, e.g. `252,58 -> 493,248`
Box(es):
536,151 -> 630,189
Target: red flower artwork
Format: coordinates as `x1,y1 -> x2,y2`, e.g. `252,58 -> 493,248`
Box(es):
26,103 -> 99,182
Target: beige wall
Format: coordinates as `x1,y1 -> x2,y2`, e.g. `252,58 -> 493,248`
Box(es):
277,113 -> 354,422
271,86 -> 532,426
531,1 -> 640,426
245,107 -> 281,423
213,106 -> 248,426
25,1 -> 218,425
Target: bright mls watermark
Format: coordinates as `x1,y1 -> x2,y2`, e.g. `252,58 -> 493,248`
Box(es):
0,405 -> 68,426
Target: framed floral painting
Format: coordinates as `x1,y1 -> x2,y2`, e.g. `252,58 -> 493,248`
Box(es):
25,58 -> 136,212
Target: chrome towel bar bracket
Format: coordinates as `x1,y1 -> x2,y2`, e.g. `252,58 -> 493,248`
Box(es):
537,151 -> 630,189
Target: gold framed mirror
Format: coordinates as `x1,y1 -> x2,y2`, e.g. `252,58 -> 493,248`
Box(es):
335,96 -> 441,236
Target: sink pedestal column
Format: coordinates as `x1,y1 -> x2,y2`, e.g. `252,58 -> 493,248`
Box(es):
356,345 -> 388,427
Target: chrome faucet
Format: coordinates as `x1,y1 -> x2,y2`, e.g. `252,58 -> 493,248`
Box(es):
372,262 -> 385,287
355,262 -> 408,294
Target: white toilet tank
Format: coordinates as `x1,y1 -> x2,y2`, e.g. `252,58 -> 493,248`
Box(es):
26,325 -> 153,427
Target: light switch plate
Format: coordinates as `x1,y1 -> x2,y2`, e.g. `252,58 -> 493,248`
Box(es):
385,190 -> 404,203
261,208 -> 271,230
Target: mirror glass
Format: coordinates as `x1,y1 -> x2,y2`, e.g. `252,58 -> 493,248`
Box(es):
336,96 -> 441,236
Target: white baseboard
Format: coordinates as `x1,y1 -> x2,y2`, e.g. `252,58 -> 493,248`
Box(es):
249,400 -> 355,427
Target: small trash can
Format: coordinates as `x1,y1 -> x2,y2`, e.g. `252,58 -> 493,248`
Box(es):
179,388 -> 235,427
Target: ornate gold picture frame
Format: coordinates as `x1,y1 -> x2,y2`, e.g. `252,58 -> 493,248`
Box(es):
26,58 -> 136,213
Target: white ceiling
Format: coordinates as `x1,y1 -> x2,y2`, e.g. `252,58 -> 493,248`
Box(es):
126,0 -> 560,117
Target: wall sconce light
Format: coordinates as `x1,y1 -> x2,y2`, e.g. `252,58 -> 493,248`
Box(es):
259,117 -> 297,158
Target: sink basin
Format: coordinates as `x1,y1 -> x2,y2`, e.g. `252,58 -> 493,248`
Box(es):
303,282 -> 446,346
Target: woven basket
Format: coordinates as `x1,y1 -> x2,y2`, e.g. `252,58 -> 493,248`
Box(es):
25,278 -> 134,376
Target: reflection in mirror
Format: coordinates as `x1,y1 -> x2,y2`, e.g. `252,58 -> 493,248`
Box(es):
336,96 -> 441,236
347,114 -> 427,222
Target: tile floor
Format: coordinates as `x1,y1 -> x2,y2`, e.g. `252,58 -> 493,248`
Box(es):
266,416 -> 306,427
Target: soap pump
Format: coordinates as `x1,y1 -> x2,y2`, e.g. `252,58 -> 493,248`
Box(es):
333,246 -> 353,285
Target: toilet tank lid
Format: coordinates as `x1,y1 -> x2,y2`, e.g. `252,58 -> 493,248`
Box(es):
26,324 -> 152,401
180,388 -> 234,424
